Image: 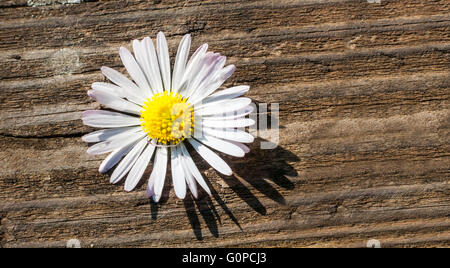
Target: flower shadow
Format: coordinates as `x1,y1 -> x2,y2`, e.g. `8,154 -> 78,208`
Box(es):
221,137 -> 298,214
176,137 -> 299,240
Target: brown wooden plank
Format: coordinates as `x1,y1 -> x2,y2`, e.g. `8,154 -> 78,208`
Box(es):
0,0 -> 449,248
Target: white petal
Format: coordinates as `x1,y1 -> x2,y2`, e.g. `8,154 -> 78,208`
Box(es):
92,82 -> 123,98
195,97 -> 251,116
179,44 -> 208,95
100,66 -> 145,105
182,52 -> 212,98
184,44 -> 208,76
135,38 -> 159,95
195,135 -> 245,157
179,143 -> 211,196
202,127 -> 254,143
82,110 -> 141,128
101,66 -> 138,90
148,147 -> 168,202
185,52 -> 217,97
202,105 -> 254,121
188,54 -> 226,99
146,178 -> 155,199
188,138 -> 232,176
201,118 -> 255,128
229,140 -> 250,153
87,131 -> 146,155
191,64 -> 236,105
88,90 -> 142,115
215,63 -> 235,81
202,85 -> 250,104
172,34 -> 191,92
110,137 -> 147,184
132,40 -> 154,97
98,135 -> 143,173
171,146 -> 186,199
124,143 -> 156,191
178,147 -> 198,198
82,126 -> 141,143
143,37 -> 164,93
156,32 -> 171,92
119,47 -> 152,95
187,54 -> 225,100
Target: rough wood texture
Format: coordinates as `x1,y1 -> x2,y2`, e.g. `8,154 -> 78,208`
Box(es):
0,0 -> 449,248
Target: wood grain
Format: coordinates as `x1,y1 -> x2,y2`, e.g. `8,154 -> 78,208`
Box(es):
0,0 -> 449,248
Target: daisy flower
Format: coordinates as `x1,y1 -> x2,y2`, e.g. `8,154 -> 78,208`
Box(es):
82,32 -> 255,202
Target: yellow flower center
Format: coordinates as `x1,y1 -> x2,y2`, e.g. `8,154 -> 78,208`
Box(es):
140,91 -> 194,145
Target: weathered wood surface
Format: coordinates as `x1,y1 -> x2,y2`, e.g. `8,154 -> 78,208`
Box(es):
0,0 -> 449,248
